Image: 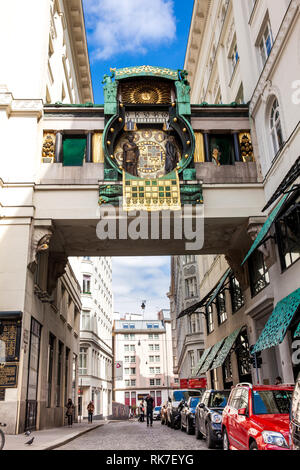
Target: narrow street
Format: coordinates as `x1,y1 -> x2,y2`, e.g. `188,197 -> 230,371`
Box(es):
57,420 -> 213,451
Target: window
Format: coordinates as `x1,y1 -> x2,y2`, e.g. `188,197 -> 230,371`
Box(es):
82,275 -> 91,294
125,368 -> 130,375
206,305 -> 214,334
155,379 -> 161,386
123,324 -> 129,329
155,367 -> 161,374
229,275 -> 244,313
124,344 -> 129,352
154,344 -> 160,351
130,345 -> 135,352
81,310 -> 91,330
259,20 -> 273,67
189,351 -> 195,374
131,380 -> 136,387
229,40 -> 239,77
270,98 -> 284,155
248,250 -> 270,297
276,194 -> 300,270
130,356 -> 136,363
62,135 -> 86,167
124,356 -> 129,363
146,323 -> 153,329
216,291 -> 228,325
56,342 -> 63,407
79,347 -> 88,375
183,255 -> 195,264
153,324 -> 159,329
130,368 -> 136,375
129,324 -> 135,329
149,344 -> 154,351
185,277 -> 197,298
253,390 -> 292,415
149,356 -> 154,362
47,334 -> 55,407
156,391 -> 162,406
150,367 -> 155,374
125,380 -> 130,387
150,379 -> 155,386
155,356 -> 160,362
125,392 -> 130,405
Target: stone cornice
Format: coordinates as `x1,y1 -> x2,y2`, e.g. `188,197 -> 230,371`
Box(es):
250,0 -> 299,116
0,86 -> 43,118
63,0 -> 93,104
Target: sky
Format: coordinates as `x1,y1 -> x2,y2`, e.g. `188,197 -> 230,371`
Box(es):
82,0 -> 194,103
82,0 -> 194,318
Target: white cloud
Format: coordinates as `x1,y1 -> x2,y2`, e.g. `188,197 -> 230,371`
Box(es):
112,256 -> 170,318
83,0 -> 176,60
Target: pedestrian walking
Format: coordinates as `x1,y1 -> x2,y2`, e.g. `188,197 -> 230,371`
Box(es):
145,394 -> 154,427
87,401 -> 95,423
139,400 -> 145,422
66,398 -> 75,427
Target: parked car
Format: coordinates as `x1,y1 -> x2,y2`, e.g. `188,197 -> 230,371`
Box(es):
290,373 -> 300,450
222,383 -> 294,450
153,406 -> 162,420
167,389 -> 204,429
180,396 -> 201,435
195,389 -> 230,449
160,402 -> 168,425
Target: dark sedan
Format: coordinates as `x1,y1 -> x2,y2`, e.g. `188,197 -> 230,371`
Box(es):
195,389 -> 230,449
180,396 -> 201,434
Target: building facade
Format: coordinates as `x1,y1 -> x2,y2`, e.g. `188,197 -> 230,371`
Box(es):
169,255 -> 205,381
113,311 -> 177,411
183,0 -> 300,387
70,257 -> 113,420
0,0 -> 93,433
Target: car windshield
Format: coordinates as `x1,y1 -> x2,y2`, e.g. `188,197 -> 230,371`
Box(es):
173,390 -> 201,401
190,397 -> 201,408
252,390 -> 293,415
208,391 -> 230,408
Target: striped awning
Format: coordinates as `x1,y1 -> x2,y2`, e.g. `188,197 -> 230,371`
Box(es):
252,288 -> 300,353
192,346 -> 212,377
206,268 -> 232,307
241,193 -> 289,266
210,327 -> 242,370
198,339 -> 225,375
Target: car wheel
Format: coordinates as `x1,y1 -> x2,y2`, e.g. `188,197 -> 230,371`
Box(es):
250,441 -> 258,450
195,419 -> 203,440
206,423 -> 215,449
223,428 -> 230,451
186,419 -> 193,435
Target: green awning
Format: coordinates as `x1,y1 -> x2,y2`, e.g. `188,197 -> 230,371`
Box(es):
241,194 -> 289,266
63,136 -> 86,166
206,268 -> 232,307
294,322 -> 300,338
252,288 -> 300,353
192,347 -> 212,376
198,338 -> 225,374
210,327 -> 242,370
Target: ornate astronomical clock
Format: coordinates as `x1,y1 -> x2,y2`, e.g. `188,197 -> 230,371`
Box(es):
99,66 -> 203,210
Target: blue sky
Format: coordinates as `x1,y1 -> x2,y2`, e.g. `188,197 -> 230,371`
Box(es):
82,0 -> 194,103
82,0 -> 193,317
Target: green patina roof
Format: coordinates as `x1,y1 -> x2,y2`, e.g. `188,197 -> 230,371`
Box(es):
113,65 -> 179,81
294,322 -> 300,338
252,288 -> 300,353
241,194 -> 289,266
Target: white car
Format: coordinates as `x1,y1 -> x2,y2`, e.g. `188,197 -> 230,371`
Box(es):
153,406 -> 162,420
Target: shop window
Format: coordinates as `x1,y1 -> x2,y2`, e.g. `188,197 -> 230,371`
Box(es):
229,275 -> 244,313
62,135 -> 86,166
276,193 -> 300,270
209,134 -> 235,166
235,328 -> 252,382
248,250 -> 270,297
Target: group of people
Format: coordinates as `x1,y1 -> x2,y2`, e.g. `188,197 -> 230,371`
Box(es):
65,399 -> 95,427
137,394 -> 155,427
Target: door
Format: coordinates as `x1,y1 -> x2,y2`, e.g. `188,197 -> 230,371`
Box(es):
234,388 -> 250,449
25,319 -> 42,431
226,389 -> 242,448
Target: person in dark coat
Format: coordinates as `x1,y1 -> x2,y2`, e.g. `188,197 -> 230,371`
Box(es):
66,398 -> 75,427
145,394 -> 155,427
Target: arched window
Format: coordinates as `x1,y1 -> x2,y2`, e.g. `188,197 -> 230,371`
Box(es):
270,98 -> 283,155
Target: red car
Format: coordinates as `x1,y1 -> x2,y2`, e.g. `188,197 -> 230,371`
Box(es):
222,383 -> 294,450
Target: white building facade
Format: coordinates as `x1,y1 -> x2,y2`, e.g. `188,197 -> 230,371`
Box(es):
113,311 -> 177,410
184,0 -> 300,386
70,257 -> 113,419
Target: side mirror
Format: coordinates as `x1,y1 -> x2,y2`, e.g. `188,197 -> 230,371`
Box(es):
238,408 -> 247,416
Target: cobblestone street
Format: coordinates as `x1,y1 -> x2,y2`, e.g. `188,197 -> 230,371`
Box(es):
57,420 -> 213,451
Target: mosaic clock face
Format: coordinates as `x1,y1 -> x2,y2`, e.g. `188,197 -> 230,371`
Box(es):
114,129 -> 181,179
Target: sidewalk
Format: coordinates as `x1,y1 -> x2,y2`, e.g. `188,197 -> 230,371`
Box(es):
3,420 -> 109,451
